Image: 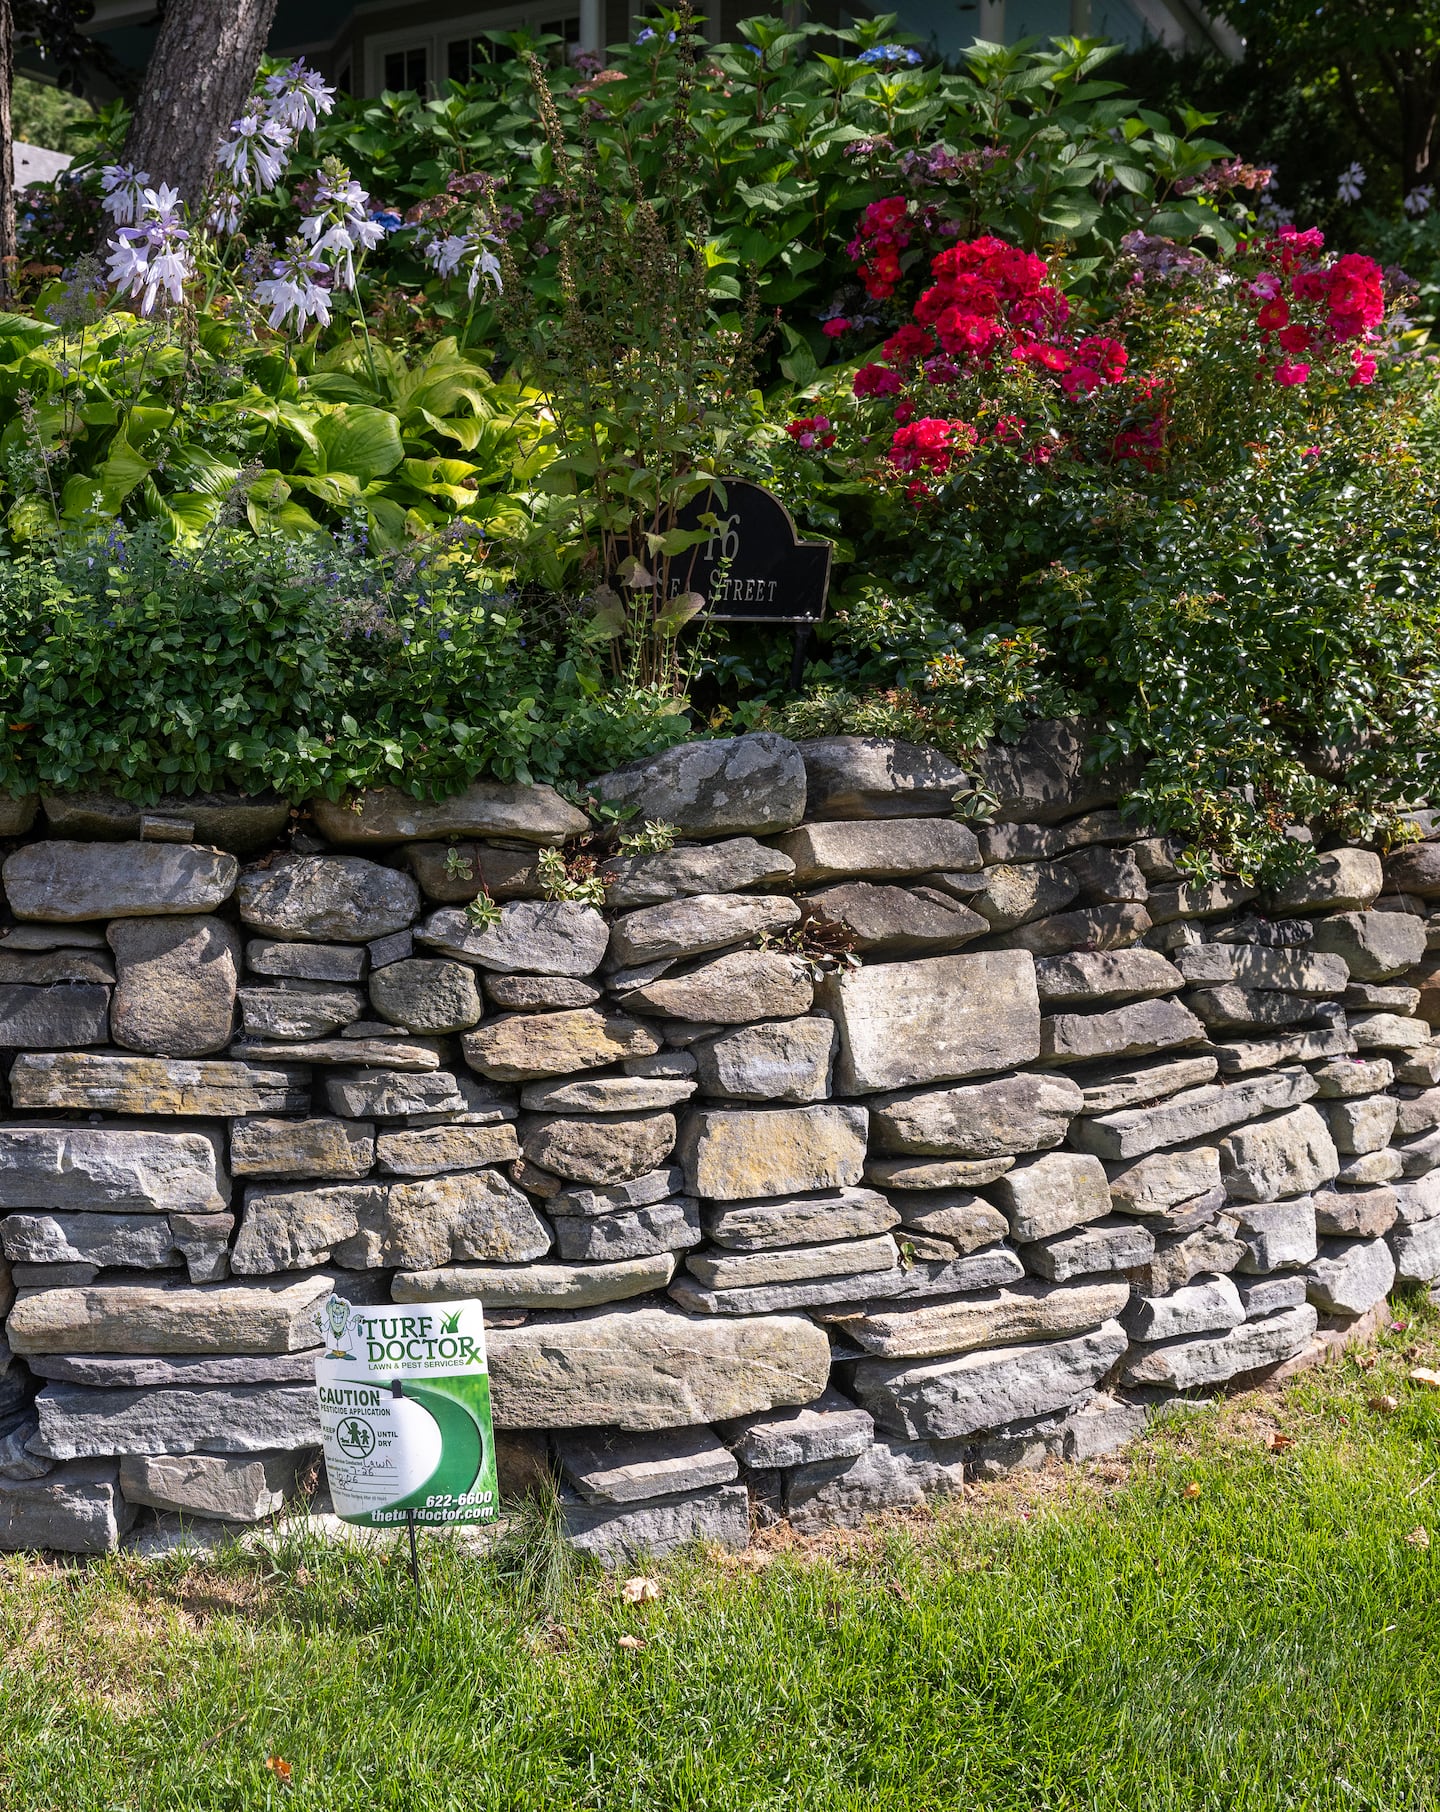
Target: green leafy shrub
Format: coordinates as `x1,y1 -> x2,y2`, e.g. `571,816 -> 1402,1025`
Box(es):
0,524 -> 688,803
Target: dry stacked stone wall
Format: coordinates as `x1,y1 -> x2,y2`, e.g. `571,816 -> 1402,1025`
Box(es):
1,722 -> 1439,1561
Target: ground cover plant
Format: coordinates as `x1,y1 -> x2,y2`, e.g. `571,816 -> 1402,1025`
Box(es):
0,1304 -> 1437,1811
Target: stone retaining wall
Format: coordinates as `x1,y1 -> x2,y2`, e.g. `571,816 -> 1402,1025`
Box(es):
1,722 -> 1438,1562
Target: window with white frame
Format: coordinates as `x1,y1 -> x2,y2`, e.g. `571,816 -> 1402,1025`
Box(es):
366,5 -> 595,95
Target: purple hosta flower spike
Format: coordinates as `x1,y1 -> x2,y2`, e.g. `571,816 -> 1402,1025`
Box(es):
263,60 -> 336,135
217,111 -> 293,194
253,239 -> 334,332
99,165 -> 152,226
105,183 -> 193,315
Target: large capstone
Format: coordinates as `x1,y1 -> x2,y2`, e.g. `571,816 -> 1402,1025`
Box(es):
6,1274 -> 335,1356
588,733 -> 807,837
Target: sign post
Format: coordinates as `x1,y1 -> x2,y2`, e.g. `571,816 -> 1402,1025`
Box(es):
315,1295 -> 499,1601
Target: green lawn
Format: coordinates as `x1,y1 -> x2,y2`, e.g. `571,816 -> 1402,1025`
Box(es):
3,1303 -> 1439,1812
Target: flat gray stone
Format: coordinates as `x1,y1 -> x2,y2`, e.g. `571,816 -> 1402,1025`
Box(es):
818,950 -> 1040,1095
30,1350 -> 320,1387
232,1170 -> 550,1272
1067,1067 -> 1317,1159
1136,1219 -> 1247,1295
237,855 -> 419,943
969,862 -> 1080,933
0,1459 -> 134,1553
518,1076 -> 694,1114
677,1105 -> 867,1201
562,1482 -> 749,1566
1341,1150 -> 1407,1185
1219,1106 -> 1340,1202
609,893 -> 799,967
484,975 -> 600,1011
41,789 -> 287,853
622,950 -> 813,1024
1390,1217 -> 1440,1283
464,1008 -> 660,1082
230,1116 -> 375,1179
232,1035 -> 440,1071
1077,1054 -> 1222,1117
692,1017 -> 836,1104
238,982 -> 368,1041
417,900 -> 608,976
552,1199 -> 702,1263
776,819 -> 981,885
1313,1187 -> 1397,1238
599,838 -> 795,911
0,924 -> 106,950
797,737 -> 968,820
6,1274 -> 335,1356
1350,1011 -> 1434,1053
550,1169 -> 685,1218
803,883 -> 987,955
1188,987 -> 1342,1033
1061,844 -> 1146,903
1309,910 -> 1427,982
3,840 -> 238,922
0,948 -> 114,985
1235,1273 -> 1308,1315
1213,1027 -> 1357,1075
1007,903 -> 1152,956
1106,1144 -> 1222,1215
1020,1216 -> 1155,1281
1322,1094 -> 1399,1155
9,1053 -> 307,1116
119,1451 -> 298,1523
394,1252 -> 676,1310
973,717 -> 1136,825
826,1277 -> 1129,1360
1147,879 -> 1257,925
784,1439 -> 966,1532
476,1301 -> 831,1431
1173,946 -> 1350,993
368,958 -> 482,1032
0,984 -> 109,1049
402,841 -> 545,905
0,1211 -> 230,1283
1314,1056 -> 1396,1099
1034,948 -> 1182,1004
1306,1237 -> 1396,1317
717,1387 -> 874,1468
0,792 -> 37,837
891,1191 -> 1010,1253
247,940 -> 367,983
1267,850 -> 1383,914
869,1072 -> 1081,1158
0,1123 -> 229,1213
309,780 -> 587,847
668,1245 -> 1025,1315
1041,997 -> 1207,1065
853,1320 -> 1129,1440
374,1125 -> 518,1175
589,734 -> 806,838
1122,1273 -> 1244,1341
108,914 -> 240,1057
555,1425 -> 738,1504
1229,1197 -> 1319,1272
33,1384 -> 319,1458
322,1069 -> 473,1119
685,1233 -> 898,1292
992,1152 -> 1111,1242
702,1186 -> 898,1251
521,1112 -> 676,1187
1121,1303 -> 1318,1389
865,1155 -> 1017,1190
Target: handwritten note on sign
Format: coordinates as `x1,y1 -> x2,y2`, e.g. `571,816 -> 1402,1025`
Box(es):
668,480 -> 832,625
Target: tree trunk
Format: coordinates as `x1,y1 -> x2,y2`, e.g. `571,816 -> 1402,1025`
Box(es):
122,0 -> 280,209
0,0 -> 14,308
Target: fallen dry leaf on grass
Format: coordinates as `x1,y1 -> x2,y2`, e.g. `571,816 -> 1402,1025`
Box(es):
1183,1482 -> 1202,1500
620,1576 -> 660,1604
265,1756 -> 293,1785
1406,1527 -> 1431,1549
617,1634 -> 648,1651
1266,1432 -> 1295,1453
1408,1368 -> 1440,1390
1369,1394 -> 1400,1414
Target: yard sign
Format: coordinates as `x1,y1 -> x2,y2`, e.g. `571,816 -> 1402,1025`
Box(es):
315,1295 -> 498,1530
